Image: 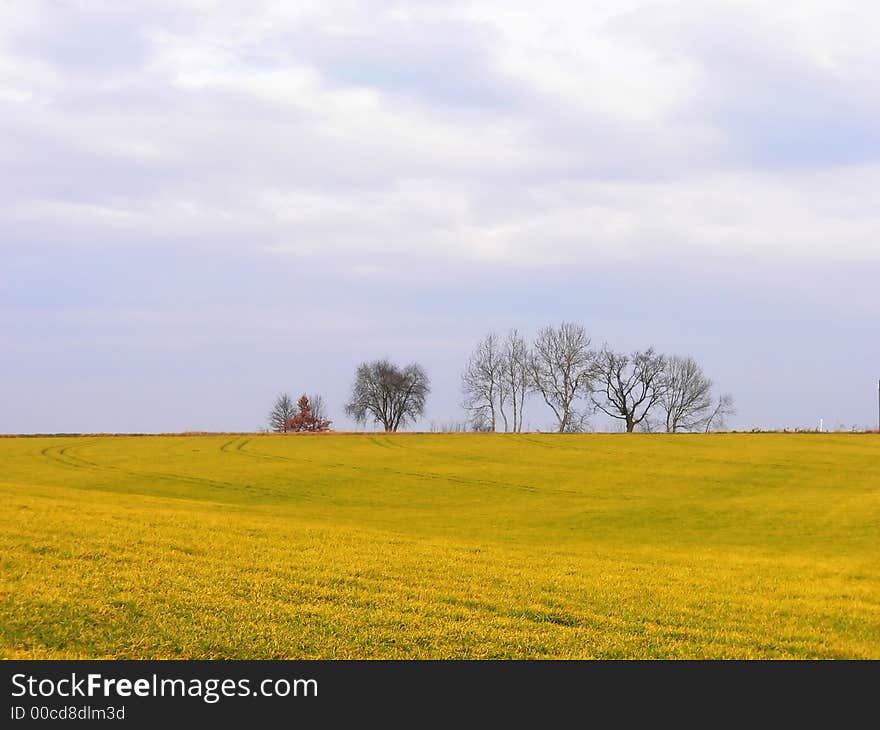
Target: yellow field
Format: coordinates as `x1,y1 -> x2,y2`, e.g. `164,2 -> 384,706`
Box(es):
1,433 -> 878,658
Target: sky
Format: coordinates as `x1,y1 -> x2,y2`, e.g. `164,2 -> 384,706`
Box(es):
1,0 -> 879,433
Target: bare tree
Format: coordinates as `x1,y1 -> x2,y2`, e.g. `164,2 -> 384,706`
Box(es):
284,395 -> 332,432
658,355 -> 714,432
501,329 -> 530,432
308,393 -> 329,425
705,394 -> 736,432
529,322 -> 595,433
268,393 -> 297,433
468,410 -> 495,432
428,420 -> 470,433
562,411 -> 592,433
636,416 -> 662,433
345,359 -> 430,432
461,333 -> 506,432
592,347 -> 666,433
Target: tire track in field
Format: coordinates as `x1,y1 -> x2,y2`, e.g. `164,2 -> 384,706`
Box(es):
367,435 -> 410,450
41,437 -> 576,499
39,439 -> 287,502
224,437 -> 349,503
510,434 -> 590,452
40,442 -> 115,472
216,437 -> 322,501
231,437 -> 579,497
219,437 -> 241,454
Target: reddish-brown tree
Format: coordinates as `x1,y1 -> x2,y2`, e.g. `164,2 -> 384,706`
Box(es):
284,395 -> 332,432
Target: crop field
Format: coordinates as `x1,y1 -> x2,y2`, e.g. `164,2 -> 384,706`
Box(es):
1,433 -> 878,659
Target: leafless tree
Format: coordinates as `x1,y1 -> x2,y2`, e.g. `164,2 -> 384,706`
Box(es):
562,411 -> 593,433
658,355 -> 714,432
592,347 -> 666,433
468,409 -> 495,433
529,322 -> 595,433
461,333 -> 507,432
345,359 -> 430,432
308,393 -> 329,425
501,329 -> 530,432
428,420 -> 473,433
636,416 -> 662,433
705,394 -> 736,432
268,393 -> 297,433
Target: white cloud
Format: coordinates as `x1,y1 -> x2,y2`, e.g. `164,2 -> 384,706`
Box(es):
2,0 -> 880,271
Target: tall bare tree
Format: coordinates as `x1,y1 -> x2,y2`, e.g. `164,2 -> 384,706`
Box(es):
345,359 -> 430,432
461,333 -> 507,432
705,394 -> 736,432
592,347 -> 666,433
658,355 -> 714,433
501,329 -> 530,432
268,393 -> 297,433
308,393 -> 329,425
529,322 -> 594,433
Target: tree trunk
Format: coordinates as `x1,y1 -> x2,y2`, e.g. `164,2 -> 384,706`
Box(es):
626,415 -> 635,433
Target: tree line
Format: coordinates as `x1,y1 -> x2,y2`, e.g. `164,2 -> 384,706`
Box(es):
268,322 -> 734,433
463,322 -> 734,433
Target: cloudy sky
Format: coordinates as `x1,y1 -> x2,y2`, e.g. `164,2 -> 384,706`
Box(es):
2,0 -> 878,433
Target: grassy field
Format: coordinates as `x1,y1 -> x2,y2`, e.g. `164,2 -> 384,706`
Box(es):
1,432 -> 878,659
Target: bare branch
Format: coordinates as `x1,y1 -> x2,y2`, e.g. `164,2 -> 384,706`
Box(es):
657,355 -> 714,432
529,322 -> 594,433
268,393 -> 297,433
705,394 -> 736,432
591,347 -> 666,432
461,333 -> 504,432
501,329 -> 530,433
345,359 -> 430,432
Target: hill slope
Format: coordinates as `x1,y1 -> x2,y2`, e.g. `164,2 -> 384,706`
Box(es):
2,433 -> 878,658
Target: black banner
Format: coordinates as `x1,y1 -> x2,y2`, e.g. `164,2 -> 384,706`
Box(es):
1,660 -> 875,726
